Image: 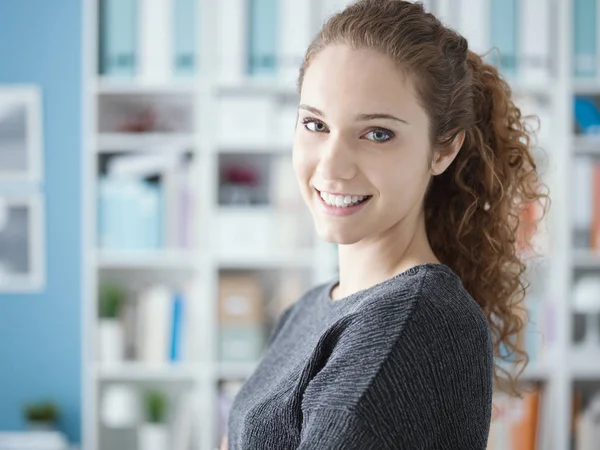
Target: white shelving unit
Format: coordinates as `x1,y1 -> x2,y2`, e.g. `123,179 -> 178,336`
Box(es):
80,0 -> 600,449
83,1 -> 336,450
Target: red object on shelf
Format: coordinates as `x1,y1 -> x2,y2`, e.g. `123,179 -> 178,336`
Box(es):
117,109 -> 158,133
222,165 -> 259,186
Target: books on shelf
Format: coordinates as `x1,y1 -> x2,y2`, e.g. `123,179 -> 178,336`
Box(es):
573,389 -> 600,449
97,176 -> 163,251
97,153 -> 196,251
487,384 -> 545,450
99,0 -> 137,77
120,280 -> 199,365
574,96 -> 600,135
248,0 -> 278,77
99,0 -> 198,80
573,0 -> 597,78
218,275 -> 266,363
437,0 -> 551,85
572,156 -> 600,251
173,0 -> 198,77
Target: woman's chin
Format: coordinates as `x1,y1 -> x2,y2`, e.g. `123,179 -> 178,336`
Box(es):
316,225 -> 362,245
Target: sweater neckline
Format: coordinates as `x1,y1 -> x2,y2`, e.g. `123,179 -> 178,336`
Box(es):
321,262 -> 457,306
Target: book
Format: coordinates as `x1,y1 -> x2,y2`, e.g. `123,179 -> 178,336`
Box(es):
488,386 -> 543,449
173,0 -> 198,76
99,0 -> 137,77
248,0 -> 278,76
489,0 -> 518,76
138,284 -> 172,364
573,0 -> 597,78
138,0 -> 173,83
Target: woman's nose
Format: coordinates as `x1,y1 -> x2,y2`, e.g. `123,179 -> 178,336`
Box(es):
315,134 -> 357,181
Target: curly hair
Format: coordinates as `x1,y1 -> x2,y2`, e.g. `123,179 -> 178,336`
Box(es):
297,0 -> 550,397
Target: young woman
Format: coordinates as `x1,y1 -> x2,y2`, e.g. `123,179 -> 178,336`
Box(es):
221,0 -> 548,448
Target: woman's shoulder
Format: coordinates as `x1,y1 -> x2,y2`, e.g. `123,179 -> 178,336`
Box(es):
350,263 -> 491,351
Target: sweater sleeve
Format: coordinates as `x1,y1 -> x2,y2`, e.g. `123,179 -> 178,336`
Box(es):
298,293 -> 493,450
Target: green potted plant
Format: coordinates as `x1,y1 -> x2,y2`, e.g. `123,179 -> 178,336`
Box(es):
23,400 -> 60,431
98,282 -> 127,364
139,390 -> 169,450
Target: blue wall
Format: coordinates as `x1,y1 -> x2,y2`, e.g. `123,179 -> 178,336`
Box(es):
0,0 -> 82,443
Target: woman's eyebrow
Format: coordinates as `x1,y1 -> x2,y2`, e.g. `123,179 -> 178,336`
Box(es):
356,113 -> 410,125
298,104 -> 409,125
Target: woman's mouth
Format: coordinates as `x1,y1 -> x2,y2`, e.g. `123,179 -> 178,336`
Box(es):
314,188 -> 373,216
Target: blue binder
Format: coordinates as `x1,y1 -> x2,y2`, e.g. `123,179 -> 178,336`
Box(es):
573,0 -> 597,78
99,0 -> 137,76
174,0 -> 198,76
247,0 -> 278,76
489,0 -> 518,77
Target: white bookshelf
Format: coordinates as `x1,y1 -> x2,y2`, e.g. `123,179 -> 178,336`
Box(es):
83,1 -> 335,449
79,1 -> 600,450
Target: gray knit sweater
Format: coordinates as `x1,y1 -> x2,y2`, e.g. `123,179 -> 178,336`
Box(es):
227,263 -> 493,449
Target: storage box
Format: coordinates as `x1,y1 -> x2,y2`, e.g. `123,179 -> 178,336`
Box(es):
218,324 -> 266,363
218,275 -> 264,325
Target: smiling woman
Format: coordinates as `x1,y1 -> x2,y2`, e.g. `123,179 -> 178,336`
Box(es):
224,1 -> 548,449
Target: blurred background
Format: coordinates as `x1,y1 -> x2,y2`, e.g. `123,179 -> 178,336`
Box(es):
0,0 -> 598,449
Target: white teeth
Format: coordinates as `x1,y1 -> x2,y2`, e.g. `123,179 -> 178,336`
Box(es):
319,191 -> 370,208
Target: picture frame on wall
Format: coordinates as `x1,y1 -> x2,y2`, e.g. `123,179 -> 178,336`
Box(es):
0,85 -> 43,184
0,194 -> 45,292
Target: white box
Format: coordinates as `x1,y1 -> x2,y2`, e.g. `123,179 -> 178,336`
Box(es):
217,97 -> 275,147
216,208 -> 274,258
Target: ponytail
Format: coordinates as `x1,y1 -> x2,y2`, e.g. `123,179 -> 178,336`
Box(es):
425,50 -> 550,396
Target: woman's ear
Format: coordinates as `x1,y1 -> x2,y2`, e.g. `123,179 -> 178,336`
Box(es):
431,130 -> 465,176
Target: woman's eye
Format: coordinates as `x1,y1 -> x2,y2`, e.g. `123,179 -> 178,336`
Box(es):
303,119 -> 328,133
364,129 -> 393,142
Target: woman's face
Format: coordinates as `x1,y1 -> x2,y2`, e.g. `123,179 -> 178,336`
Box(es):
293,44 -> 434,245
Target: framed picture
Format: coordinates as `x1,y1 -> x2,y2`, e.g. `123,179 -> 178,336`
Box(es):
0,85 -> 43,183
0,194 -> 45,292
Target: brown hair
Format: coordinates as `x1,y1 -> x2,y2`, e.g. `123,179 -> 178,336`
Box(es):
297,0 -> 550,397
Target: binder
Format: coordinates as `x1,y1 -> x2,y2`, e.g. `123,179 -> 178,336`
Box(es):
248,0 -> 278,76
573,0 -> 597,78
99,0 -> 137,77
173,0 -> 198,76
489,0 -> 518,76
